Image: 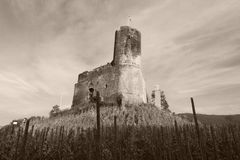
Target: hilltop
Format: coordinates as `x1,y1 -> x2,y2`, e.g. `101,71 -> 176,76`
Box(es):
30,104 -> 190,131
178,113 -> 240,125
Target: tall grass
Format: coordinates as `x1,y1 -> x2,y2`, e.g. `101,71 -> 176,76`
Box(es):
30,104 -> 190,131
1,122 -> 240,160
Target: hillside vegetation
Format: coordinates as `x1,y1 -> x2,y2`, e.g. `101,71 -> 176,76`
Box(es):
179,113 -> 240,125
1,112 -> 240,160
2,104 -> 240,160
31,104 -> 190,131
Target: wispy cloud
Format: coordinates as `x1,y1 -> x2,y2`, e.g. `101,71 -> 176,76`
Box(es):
0,0 -> 240,125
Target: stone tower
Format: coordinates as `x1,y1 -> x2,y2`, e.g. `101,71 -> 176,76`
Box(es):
71,26 -> 146,109
112,26 -> 146,104
112,26 -> 142,66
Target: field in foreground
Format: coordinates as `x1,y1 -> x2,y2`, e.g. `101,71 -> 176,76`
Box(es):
1,104 -> 239,160
1,122 -> 240,160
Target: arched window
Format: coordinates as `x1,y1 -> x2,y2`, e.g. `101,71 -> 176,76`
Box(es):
89,88 -> 94,93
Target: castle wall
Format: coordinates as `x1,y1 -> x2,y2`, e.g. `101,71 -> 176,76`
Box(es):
114,26 -> 146,104
118,65 -> 147,104
71,26 -> 147,109
72,64 -> 119,109
113,26 -> 141,67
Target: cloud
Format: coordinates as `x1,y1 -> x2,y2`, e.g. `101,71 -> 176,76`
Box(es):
0,72 -> 38,97
0,0 -> 240,125
140,0 -> 240,115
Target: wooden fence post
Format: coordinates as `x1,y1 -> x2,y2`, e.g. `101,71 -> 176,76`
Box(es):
11,124 -> 15,135
30,125 -> 34,137
190,97 -> 200,143
96,91 -> 101,160
13,127 -> 21,160
19,119 -> 30,160
174,120 -> 184,159
210,126 -> 218,160
190,97 -> 205,160
114,115 -> 117,160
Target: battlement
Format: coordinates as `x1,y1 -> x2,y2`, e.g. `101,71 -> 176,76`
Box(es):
78,71 -> 89,82
78,63 -> 113,82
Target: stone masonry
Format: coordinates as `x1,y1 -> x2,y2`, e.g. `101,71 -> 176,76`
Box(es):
71,26 -> 147,109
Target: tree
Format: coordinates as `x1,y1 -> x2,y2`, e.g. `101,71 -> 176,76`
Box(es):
160,91 -> 169,110
151,91 -> 155,104
49,105 -> 61,117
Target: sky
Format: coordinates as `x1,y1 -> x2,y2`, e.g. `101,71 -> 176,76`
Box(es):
0,0 -> 240,125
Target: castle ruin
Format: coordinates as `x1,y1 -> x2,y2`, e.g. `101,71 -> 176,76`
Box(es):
71,26 -> 147,109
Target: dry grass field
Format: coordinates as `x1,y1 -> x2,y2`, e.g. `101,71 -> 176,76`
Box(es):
1,104 -> 240,160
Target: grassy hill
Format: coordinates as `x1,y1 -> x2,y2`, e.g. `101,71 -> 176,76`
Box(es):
178,113 -> 240,125
30,104 -> 191,131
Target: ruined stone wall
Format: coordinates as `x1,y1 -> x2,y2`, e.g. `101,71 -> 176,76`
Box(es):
72,63 -> 119,109
71,26 -> 147,109
114,26 -> 146,104
152,89 -> 161,109
118,64 -> 147,104
113,26 -> 141,67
